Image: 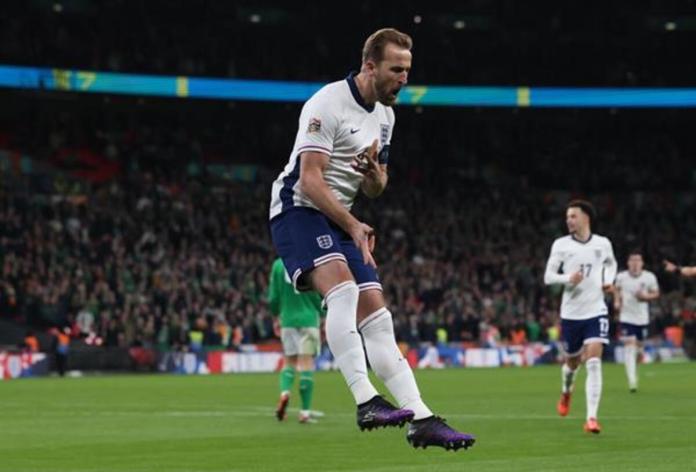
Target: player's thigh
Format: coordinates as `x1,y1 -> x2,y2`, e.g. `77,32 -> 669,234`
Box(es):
270,207 -> 351,293
583,342 -> 604,360
560,319 -> 585,360
308,261 -> 354,295
337,231 -> 384,322
281,328 -> 301,357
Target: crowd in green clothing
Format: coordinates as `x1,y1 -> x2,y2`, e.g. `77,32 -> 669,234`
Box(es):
2,176 -> 695,352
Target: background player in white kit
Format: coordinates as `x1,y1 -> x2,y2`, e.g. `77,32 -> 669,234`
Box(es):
268,28 -> 474,450
544,200 -> 617,434
614,251 -> 660,393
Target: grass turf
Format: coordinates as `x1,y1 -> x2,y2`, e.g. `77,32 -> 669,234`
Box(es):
1,363 -> 695,471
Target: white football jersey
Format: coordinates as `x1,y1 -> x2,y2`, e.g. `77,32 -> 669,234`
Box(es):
269,72 -> 394,220
615,270 -> 659,325
544,234 -> 617,320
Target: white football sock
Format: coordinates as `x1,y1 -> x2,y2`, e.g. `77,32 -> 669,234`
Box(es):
562,363 -> 579,394
359,308 -> 433,420
324,281 -> 378,405
624,343 -> 638,389
585,357 -> 603,420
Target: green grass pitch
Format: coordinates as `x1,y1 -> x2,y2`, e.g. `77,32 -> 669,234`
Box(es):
1,363 -> 695,471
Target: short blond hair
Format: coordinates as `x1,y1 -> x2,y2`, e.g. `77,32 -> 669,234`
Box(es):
362,28 -> 412,64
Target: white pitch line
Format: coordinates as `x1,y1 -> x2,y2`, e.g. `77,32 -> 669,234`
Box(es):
42,409 -> 692,422
246,407 -> 694,421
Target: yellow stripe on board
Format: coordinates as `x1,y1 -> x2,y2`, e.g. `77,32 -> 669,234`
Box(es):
517,87 -> 530,107
176,76 -> 189,97
408,86 -> 428,104
53,69 -> 72,91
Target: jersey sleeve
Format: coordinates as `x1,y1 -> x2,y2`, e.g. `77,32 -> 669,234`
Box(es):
648,272 -> 660,293
602,239 -> 618,284
267,259 -> 283,316
378,108 -> 394,165
544,239 -> 571,285
296,92 -> 340,157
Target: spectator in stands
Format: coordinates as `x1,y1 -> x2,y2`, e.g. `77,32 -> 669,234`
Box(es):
50,327 -> 71,376
23,330 -> 39,353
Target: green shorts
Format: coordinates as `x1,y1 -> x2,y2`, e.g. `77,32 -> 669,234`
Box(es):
280,327 -> 321,357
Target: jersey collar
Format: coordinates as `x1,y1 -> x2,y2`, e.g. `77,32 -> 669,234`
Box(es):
571,233 -> 593,244
346,71 -> 375,113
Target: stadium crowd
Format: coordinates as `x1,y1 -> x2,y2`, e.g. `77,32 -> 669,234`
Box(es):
2,160 -> 695,354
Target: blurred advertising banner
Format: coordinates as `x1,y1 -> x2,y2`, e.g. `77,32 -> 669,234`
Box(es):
0,352 -> 49,380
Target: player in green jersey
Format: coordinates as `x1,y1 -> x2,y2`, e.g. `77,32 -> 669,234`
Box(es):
268,257 -> 325,423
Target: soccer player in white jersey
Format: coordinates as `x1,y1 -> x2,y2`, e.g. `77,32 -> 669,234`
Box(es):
268,28 -> 474,451
544,200 -> 617,434
614,251 -> 660,392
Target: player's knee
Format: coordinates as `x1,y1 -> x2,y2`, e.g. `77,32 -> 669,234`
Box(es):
358,307 -> 392,334
585,357 -> 602,372
297,355 -> 314,371
585,352 -> 602,364
324,280 -> 359,307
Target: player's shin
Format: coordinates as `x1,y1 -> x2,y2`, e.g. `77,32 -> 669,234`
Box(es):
280,365 -> 295,395
298,370 -> 314,412
325,281 -> 379,404
585,357 -> 603,419
624,342 -> 638,389
359,308 -> 433,420
562,362 -> 579,393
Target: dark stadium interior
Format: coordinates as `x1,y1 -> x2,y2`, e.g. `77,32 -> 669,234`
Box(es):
4,0 -> 696,85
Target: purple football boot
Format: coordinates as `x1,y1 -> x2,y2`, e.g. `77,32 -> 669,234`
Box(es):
356,396 -> 415,431
406,416 -> 476,451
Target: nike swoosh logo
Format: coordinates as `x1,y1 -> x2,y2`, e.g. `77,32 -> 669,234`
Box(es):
350,128 -> 360,134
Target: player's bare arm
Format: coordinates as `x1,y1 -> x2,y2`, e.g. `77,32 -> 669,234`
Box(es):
664,259 -> 696,277
613,286 -> 623,311
299,151 -> 376,267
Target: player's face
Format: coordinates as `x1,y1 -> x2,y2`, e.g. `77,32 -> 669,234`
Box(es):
628,254 -> 644,274
372,43 -> 411,106
565,207 -> 588,235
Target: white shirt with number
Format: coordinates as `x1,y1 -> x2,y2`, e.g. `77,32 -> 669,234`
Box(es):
544,234 -> 617,320
615,270 -> 659,326
269,72 -> 394,220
